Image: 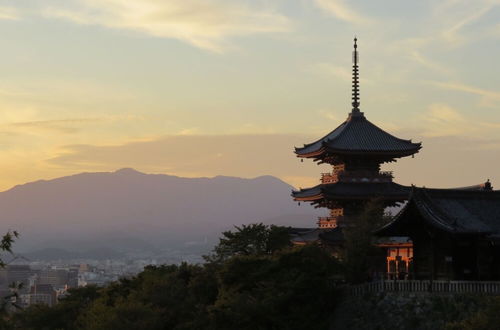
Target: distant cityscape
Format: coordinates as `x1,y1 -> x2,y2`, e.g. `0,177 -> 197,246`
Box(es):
1,251 -> 207,309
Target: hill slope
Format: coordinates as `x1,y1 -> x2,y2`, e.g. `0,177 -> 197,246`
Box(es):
0,169 -> 320,253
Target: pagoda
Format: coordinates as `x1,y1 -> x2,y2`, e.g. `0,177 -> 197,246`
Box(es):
292,38 -> 421,235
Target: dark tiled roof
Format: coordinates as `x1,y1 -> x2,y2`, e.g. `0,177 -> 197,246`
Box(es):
292,182 -> 411,201
289,228 -> 323,244
319,227 -> 345,243
288,227 -> 345,245
378,188 -> 500,236
295,112 -> 421,157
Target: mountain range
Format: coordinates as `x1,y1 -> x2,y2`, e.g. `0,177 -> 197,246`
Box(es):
0,169 -> 320,259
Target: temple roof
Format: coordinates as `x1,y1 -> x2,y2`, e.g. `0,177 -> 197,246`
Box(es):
292,182 -> 411,202
289,227 -> 345,245
377,187 -> 500,237
295,111 -> 421,159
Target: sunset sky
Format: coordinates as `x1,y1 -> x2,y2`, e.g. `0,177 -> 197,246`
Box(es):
0,0 -> 499,191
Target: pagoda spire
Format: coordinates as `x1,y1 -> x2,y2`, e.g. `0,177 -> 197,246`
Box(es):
351,37 -> 360,113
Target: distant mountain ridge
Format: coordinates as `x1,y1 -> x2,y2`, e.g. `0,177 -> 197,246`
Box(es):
1,169 -> 320,254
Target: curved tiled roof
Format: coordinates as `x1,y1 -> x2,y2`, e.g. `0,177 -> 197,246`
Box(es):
295,111 -> 421,157
292,182 -> 411,201
377,187 -> 500,236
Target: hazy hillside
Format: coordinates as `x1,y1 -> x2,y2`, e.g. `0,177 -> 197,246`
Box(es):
0,169 -> 321,254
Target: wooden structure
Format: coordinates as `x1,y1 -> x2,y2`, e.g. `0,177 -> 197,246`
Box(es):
350,279 -> 500,296
377,238 -> 413,280
377,186 -> 500,281
292,38 -> 421,246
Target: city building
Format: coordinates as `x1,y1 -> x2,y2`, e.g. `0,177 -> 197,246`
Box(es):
0,265 -> 36,291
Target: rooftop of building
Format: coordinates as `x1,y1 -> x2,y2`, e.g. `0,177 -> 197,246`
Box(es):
295,111 -> 422,159
377,186 -> 500,238
295,38 -> 421,161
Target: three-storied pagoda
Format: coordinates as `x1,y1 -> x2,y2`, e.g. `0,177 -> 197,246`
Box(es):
292,38 -> 421,239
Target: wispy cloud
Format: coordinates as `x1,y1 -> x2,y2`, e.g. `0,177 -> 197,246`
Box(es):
420,103 -> 500,137
42,0 -> 291,52
313,0 -> 372,25
0,6 -> 20,20
8,118 -> 101,134
409,51 -> 451,75
388,0 -> 499,75
4,115 -> 145,135
429,81 -> 500,106
440,4 -> 494,45
318,109 -> 340,121
429,0 -> 500,47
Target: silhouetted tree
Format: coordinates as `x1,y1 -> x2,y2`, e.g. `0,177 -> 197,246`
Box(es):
12,286 -> 100,330
206,223 -> 290,262
7,225 -> 344,329
342,199 -> 390,283
211,244 -> 341,330
0,231 -> 19,268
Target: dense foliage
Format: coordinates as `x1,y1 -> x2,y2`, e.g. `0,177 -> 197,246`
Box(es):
342,200 -> 389,283
445,296 -> 500,330
5,216 -> 500,329
8,225 -> 341,330
206,223 -> 291,262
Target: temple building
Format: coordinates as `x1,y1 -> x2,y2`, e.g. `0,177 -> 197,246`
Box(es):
291,38 -> 420,246
289,38 -> 500,282
377,185 -> 500,280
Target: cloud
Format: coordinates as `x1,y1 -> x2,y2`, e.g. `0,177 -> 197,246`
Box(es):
420,103 -> 500,137
42,0 -> 291,52
318,109 -> 340,121
313,0 -> 373,25
388,0 -> 499,75
3,115 -> 145,135
429,81 -> 500,106
428,0 -> 500,48
440,4 -> 494,45
408,51 -> 451,75
0,6 -> 19,20
8,118 -> 101,134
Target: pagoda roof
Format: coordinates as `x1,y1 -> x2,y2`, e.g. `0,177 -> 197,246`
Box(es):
295,111 -> 421,159
377,187 -> 500,237
288,227 -> 345,245
292,182 -> 411,202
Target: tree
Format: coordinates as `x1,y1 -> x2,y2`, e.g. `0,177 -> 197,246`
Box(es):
445,296 -> 500,330
0,230 -> 19,329
206,223 -> 290,262
342,199 -> 391,283
77,264 -> 218,330
12,286 -> 100,330
0,231 -> 19,268
7,224 -> 344,330
211,244 -> 342,330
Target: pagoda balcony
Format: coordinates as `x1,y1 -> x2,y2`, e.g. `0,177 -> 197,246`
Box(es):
317,216 -> 344,228
321,171 -> 393,184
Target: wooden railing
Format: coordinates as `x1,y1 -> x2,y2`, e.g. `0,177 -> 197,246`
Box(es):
317,216 -> 343,228
350,280 -> 500,296
321,171 -> 394,184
